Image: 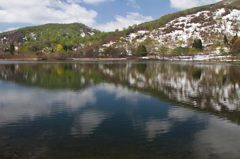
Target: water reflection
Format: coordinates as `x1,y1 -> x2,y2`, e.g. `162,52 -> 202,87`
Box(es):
71,110 -> 108,136
0,61 -> 240,158
194,117 -> 240,159
0,81 -> 96,127
168,107 -> 196,122
0,62 -> 239,123
145,119 -> 172,141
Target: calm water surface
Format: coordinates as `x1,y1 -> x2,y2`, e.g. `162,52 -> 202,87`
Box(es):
0,61 -> 240,159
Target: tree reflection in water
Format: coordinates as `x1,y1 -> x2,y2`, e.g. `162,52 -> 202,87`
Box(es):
0,62 -> 239,123
0,61 -> 240,159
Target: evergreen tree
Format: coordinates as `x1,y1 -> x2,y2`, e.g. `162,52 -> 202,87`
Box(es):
10,42 -> 15,55
196,39 -> 203,50
135,45 -> 147,56
224,34 -> 228,44
193,39 -> 203,50
63,45 -> 68,51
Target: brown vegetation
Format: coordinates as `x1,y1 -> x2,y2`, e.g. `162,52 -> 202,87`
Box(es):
231,38 -> 240,55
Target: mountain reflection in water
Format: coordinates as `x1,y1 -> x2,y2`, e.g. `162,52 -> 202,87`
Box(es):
0,61 -> 239,159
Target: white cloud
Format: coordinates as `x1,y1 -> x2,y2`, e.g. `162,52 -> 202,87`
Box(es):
96,12 -> 153,32
0,0 -> 153,32
82,0 -> 114,4
127,0 -> 140,9
0,0 -> 98,26
170,0 -> 222,10
67,0 -> 114,4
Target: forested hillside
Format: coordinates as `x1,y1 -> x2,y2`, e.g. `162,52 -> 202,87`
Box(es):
1,0 -> 240,59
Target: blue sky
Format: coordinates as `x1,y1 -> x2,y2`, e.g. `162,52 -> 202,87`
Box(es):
0,0 -> 221,33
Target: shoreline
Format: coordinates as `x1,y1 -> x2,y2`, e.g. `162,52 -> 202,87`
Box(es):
0,58 -> 43,61
68,58 -> 128,61
0,56 -> 239,63
0,57 -> 128,61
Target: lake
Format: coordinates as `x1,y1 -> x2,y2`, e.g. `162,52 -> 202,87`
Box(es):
0,61 -> 240,159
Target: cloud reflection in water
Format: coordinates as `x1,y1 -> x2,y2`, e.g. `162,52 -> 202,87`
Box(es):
71,110 -> 108,136
0,81 -> 96,127
0,71 -> 240,158
145,119 -> 172,141
193,117 -> 240,159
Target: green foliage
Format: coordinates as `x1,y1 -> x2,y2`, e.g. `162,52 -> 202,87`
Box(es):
231,34 -> 239,48
23,42 -> 31,51
122,49 -> 127,55
136,1 -> 213,32
103,46 -> 126,58
172,47 -> 190,56
225,0 -> 240,9
135,45 -> 147,56
98,53 -> 105,57
104,47 -> 115,56
188,48 -> 198,56
2,0 -> 240,58
2,23 -> 104,55
123,28 -> 127,38
193,39 -> 203,50
63,44 -> 73,51
220,46 -> 228,55
57,45 -> 64,52
10,42 -> 15,54
183,9 -> 190,15
149,26 -> 154,32
224,34 -> 229,44
158,45 -> 169,57
197,39 -> 203,50
213,42 -> 220,48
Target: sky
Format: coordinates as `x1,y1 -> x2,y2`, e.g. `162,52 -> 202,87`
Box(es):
0,0 -> 222,33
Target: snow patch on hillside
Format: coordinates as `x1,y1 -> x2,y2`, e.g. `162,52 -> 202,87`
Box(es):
88,32 -> 95,36
81,32 -> 86,37
103,41 -> 115,47
119,8 -> 240,51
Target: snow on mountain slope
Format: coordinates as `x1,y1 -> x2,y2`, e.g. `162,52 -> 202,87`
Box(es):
108,6 -> 240,54
153,8 -> 240,46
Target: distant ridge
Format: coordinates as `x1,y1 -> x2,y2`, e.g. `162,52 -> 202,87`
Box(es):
0,23 -> 100,43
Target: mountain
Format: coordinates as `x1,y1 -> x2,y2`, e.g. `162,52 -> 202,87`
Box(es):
99,0 -> 240,55
0,23 -> 100,43
1,0 -> 240,57
0,23 -> 101,54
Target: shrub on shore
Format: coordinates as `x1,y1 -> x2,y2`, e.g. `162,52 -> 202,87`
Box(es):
231,38 -> 240,55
